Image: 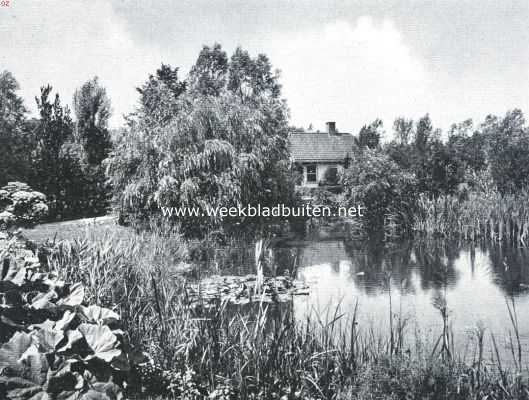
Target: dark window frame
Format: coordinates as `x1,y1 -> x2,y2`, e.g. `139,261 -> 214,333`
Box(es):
306,164 -> 317,183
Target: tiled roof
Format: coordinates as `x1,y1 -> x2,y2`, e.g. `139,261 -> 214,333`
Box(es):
289,133 -> 355,163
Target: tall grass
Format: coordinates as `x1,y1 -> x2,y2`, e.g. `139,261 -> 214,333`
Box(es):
45,226 -> 529,399
414,190 -> 529,245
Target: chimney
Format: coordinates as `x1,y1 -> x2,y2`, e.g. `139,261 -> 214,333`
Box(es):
326,121 -> 338,135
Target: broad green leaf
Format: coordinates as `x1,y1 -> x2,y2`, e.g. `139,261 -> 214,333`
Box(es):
4,383 -> 45,399
57,283 -> 84,307
31,329 -> 64,354
0,331 -> 33,373
1,259 -> 27,286
80,390 -> 111,400
18,344 -> 48,386
81,306 -> 119,325
31,291 -> 57,310
77,325 -> 121,363
55,310 -> 76,332
109,352 -> 129,372
56,330 -> 83,354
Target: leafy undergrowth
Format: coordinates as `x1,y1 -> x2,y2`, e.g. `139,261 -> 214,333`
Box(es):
0,233 -> 148,400
3,228 -> 529,400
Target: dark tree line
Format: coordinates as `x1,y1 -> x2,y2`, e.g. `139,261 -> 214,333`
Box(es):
0,72 -> 112,220
1,44 -> 527,231
343,110 -> 529,237
352,111 -> 529,198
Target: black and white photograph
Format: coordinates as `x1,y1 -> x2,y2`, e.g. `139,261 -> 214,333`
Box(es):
1,1 -> 529,399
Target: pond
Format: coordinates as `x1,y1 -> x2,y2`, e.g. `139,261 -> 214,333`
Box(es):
207,230 -> 529,363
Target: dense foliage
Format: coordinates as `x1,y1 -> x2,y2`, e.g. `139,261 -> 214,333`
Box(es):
0,73 -> 112,221
23,226 -> 529,400
340,110 -> 529,240
0,72 -> 34,186
1,48 -> 529,241
73,77 -> 112,166
107,45 -> 295,238
385,110 -> 529,197
0,235 -> 145,400
0,182 -> 48,228
342,149 -> 417,237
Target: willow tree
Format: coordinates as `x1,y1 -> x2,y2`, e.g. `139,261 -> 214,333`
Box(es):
107,47 -> 294,238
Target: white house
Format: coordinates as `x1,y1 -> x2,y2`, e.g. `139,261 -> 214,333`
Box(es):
289,122 -> 355,187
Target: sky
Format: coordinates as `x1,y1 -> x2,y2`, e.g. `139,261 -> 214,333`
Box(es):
1,0 -> 528,136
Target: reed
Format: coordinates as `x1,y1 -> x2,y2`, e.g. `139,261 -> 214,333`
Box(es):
45,226 -> 529,399
414,190 -> 529,245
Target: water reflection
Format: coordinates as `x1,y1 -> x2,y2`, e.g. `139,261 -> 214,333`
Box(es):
209,236 -> 529,359
287,238 -> 529,360
286,239 -> 529,298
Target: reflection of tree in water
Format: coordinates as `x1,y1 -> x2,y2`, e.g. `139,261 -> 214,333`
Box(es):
342,238 -> 529,300
413,240 -> 460,291
342,239 -> 462,296
343,240 -> 416,295
209,235 -> 529,303
204,242 -> 302,279
486,243 -> 529,296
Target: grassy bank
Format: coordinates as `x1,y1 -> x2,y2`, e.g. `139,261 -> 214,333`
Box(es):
37,226 -> 528,399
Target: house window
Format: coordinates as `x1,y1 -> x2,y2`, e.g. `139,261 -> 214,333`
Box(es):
306,164 -> 317,183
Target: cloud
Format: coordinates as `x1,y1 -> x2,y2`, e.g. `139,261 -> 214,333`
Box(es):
2,4 -> 524,134
0,0 -> 164,126
267,16 -> 433,134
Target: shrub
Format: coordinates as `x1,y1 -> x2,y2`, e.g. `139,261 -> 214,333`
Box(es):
321,167 -> 340,186
342,149 -> 417,237
0,182 -> 48,228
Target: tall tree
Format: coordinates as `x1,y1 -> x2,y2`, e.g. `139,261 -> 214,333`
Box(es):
107,45 -> 293,238
448,118 -> 473,138
227,47 -> 282,102
136,64 -> 187,123
447,119 -> 486,176
385,117 -> 415,170
0,71 -> 33,185
34,86 -> 73,163
414,114 -> 436,155
342,148 -> 417,237
356,119 -> 384,149
73,76 -> 112,165
393,117 -> 414,145
31,86 -> 88,220
483,109 -> 529,193
188,43 -> 228,97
